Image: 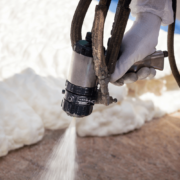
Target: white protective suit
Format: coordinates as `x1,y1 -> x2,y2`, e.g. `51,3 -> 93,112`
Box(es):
111,0 -> 174,85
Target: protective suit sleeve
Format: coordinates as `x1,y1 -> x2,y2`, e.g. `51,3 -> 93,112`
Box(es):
130,0 -> 174,26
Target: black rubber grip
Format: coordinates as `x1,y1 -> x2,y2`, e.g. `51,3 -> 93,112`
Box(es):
65,81 -> 97,96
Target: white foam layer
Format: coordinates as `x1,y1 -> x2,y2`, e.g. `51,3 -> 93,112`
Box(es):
76,98 -> 163,137
0,80 -> 44,156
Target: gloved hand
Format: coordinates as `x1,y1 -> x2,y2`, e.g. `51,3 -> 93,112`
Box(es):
110,12 -> 161,86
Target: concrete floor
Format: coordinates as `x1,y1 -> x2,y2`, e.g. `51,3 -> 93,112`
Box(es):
0,112 -> 180,180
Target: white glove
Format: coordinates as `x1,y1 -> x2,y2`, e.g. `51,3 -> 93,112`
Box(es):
130,0 -> 174,26
112,67 -> 156,86
110,12 -> 161,85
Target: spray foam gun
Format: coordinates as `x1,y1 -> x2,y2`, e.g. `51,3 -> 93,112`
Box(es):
61,0 -> 180,118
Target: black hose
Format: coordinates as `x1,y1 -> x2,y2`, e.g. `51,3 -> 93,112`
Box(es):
70,0 -> 92,48
71,0 -> 111,49
106,0 -> 131,74
168,0 -> 180,87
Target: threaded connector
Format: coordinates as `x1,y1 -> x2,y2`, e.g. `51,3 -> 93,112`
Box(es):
163,51 -> 168,57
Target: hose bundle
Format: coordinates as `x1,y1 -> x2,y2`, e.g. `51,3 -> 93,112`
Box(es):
70,0 -> 131,105
168,0 -> 180,87
70,0 -> 180,106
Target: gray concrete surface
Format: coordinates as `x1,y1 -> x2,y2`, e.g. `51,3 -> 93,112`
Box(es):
0,112 -> 180,180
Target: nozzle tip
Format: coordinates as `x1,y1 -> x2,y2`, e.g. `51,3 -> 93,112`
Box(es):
163,51 -> 168,57
113,98 -> 117,103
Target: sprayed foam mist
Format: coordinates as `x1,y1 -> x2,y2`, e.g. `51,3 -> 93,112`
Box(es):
39,118 -> 77,180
